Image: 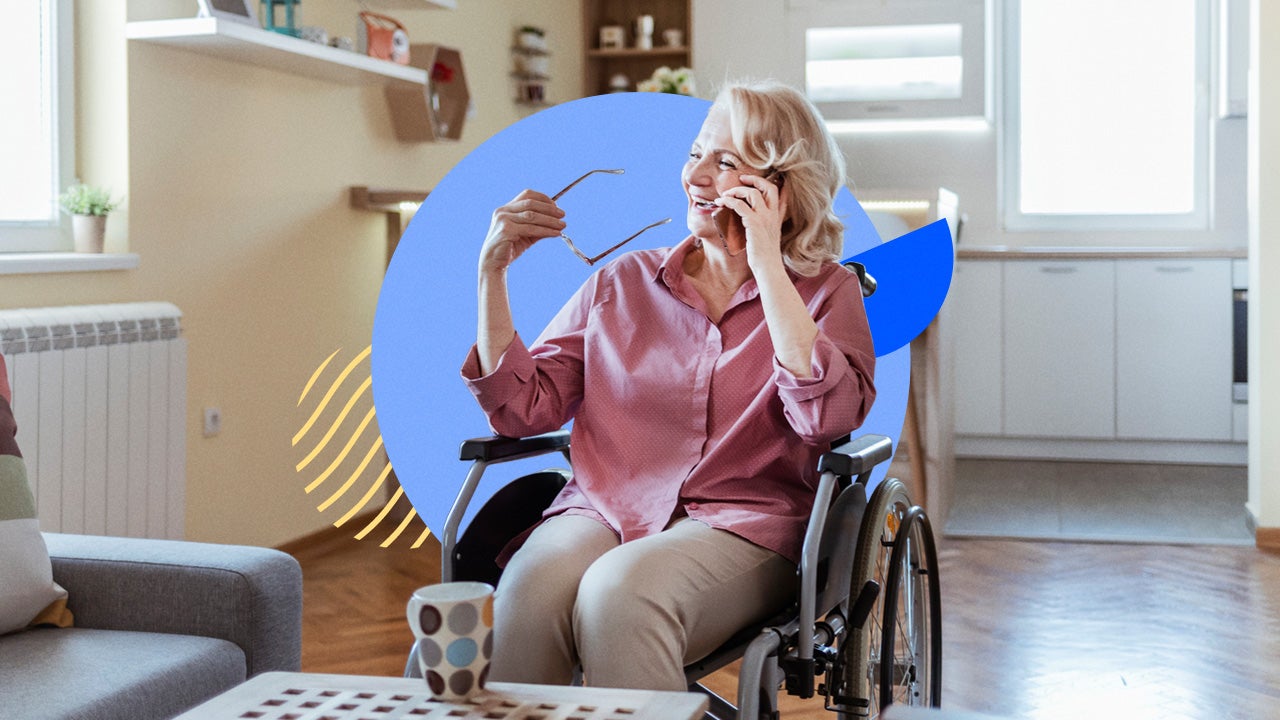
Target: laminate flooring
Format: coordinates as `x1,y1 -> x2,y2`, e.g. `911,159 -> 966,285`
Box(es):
945,459 -> 1253,545
292,533 -> 1280,719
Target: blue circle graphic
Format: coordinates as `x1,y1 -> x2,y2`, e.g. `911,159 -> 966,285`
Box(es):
372,92 -> 909,538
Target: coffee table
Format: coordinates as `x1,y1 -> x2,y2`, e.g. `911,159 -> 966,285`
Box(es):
176,671 -> 709,720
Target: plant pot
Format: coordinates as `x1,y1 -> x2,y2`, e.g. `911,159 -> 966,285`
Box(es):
72,214 -> 107,253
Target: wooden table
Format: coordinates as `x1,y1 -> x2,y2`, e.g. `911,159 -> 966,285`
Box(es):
176,671 -> 709,720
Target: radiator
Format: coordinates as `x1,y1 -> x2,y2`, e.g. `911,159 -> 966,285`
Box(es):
0,302 -> 186,539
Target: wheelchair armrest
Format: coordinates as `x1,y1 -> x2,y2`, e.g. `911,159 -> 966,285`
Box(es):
459,431 -> 570,462
817,434 -> 893,478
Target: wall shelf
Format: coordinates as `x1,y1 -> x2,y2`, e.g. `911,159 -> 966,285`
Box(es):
582,0 -> 691,95
126,17 -> 427,87
587,46 -> 688,58
366,0 -> 457,8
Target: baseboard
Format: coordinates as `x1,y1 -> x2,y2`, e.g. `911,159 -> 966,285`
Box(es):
956,436 -> 1248,465
275,510 -> 380,561
1255,527 -> 1280,552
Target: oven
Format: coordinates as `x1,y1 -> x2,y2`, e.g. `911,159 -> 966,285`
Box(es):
1233,261 -> 1248,403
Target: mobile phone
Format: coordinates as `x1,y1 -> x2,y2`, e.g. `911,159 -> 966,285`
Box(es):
714,170 -> 784,255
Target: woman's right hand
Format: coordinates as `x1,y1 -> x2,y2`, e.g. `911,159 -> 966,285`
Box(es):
478,190 -> 567,275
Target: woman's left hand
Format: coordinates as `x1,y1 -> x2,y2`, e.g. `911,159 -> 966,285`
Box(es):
714,173 -> 788,271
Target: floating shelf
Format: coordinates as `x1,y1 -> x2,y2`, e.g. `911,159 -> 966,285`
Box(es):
126,17 -> 428,87
587,46 -> 689,58
365,0 -> 457,8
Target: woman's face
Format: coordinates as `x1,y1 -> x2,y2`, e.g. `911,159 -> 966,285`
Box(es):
682,103 -> 765,243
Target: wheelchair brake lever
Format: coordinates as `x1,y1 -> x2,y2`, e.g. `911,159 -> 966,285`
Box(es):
849,579 -> 881,629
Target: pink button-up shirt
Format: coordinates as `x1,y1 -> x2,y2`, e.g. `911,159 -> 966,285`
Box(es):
461,237 -> 875,564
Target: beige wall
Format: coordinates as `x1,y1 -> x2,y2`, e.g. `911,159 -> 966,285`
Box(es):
1,0 -> 582,548
1248,0 -> 1279,533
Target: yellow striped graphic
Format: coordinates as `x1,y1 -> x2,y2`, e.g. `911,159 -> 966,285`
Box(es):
293,345 -> 432,550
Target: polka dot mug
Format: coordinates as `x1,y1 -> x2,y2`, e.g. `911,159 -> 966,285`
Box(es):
407,581 -> 495,700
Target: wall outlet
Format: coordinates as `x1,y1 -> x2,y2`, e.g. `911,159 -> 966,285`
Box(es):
203,407 -> 222,437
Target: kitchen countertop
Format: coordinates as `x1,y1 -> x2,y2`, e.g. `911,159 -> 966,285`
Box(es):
956,246 -> 1247,260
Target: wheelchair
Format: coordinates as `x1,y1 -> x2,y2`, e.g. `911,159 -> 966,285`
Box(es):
405,262 -> 943,719
405,428 -> 942,720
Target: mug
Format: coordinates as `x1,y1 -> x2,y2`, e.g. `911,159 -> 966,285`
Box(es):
407,582 -> 495,701
662,28 -> 683,47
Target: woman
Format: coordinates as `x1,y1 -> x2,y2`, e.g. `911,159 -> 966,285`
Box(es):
460,81 -> 876,691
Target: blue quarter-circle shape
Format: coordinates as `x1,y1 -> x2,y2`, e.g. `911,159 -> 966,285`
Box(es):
371,92 -> 911,538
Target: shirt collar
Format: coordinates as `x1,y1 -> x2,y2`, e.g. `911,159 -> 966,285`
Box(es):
654,235 -> 700,288
654,236 -> 767,310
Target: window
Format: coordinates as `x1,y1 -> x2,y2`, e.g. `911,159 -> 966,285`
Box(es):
1003,0 -> 1209,231
807,23 -> 964,104
792,0 -> 988,123
0,0 -> 74,253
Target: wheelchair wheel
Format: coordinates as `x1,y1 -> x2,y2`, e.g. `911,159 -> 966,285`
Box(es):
833,478 -> 940,718
879,505 -> 942,710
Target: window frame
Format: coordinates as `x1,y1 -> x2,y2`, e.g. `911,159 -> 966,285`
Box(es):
0,0 -> 75,254
1000,0 -> 1211,233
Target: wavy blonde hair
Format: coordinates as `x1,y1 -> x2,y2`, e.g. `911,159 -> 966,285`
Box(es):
715,81 -> 847,276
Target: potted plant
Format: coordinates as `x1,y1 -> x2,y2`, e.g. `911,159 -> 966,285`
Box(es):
58,184 -> 120,253
517,25 -> 546,52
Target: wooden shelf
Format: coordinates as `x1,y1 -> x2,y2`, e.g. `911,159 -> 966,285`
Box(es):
126,17 -> 428,87
366,0 -> 457,8
582,0 -> 691,96
587,46 -> 689,58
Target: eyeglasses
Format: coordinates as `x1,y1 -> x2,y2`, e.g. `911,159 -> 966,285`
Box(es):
552,168 -> 671,266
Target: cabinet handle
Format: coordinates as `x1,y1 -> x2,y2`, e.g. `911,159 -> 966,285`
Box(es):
1039,266 -> 1078,274
1155,265 -> 1194,273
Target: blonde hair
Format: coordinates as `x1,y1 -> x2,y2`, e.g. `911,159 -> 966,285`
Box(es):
715,81 -> 847,276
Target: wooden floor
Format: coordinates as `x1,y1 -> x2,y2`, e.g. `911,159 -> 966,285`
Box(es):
291,534 -> 1280,719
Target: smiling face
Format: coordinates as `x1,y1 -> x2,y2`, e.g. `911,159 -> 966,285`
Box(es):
682,103 -> 765,244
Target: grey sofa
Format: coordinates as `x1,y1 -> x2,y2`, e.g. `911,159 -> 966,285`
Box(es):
0,532 -> 303,720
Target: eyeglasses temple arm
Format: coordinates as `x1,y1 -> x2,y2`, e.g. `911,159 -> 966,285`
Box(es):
585,217 -> 673,264
551,168 -> 626,202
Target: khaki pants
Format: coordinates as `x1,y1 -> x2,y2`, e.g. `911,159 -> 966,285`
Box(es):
489,514 -> 795,691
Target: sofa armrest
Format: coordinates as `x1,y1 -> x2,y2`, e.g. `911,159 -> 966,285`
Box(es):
43,533 -> 302,676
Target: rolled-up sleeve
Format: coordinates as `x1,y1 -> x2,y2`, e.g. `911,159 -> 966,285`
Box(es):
772,271 -> 876,445
460,274 -> 598,437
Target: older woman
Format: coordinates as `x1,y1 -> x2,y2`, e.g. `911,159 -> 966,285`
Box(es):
460,80 -> 876,691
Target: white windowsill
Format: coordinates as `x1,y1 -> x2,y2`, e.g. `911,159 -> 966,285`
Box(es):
0,252 -> 140,275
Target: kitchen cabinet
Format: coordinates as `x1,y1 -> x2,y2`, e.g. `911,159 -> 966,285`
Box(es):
1116,260 -> 1234,440
950,261 -> 1003,436
950,255 -> 1242,461
1003,261 -> 1116,439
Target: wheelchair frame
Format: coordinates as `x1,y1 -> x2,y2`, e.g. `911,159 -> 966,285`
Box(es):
411,429 -> 942,720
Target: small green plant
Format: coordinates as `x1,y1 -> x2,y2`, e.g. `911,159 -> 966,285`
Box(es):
58,184 -> 121,217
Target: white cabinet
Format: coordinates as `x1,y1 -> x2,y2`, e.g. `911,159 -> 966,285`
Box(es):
1003,261 -> 1116,439
951,256 -> 1241,461
1116,260 -> 1234,440
950,261 -> 1003,435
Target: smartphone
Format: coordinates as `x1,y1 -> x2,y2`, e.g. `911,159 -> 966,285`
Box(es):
714,171 -> 784,255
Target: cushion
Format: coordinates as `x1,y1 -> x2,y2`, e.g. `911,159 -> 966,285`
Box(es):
0,355 -> 72,636
0,627 -> 246,720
